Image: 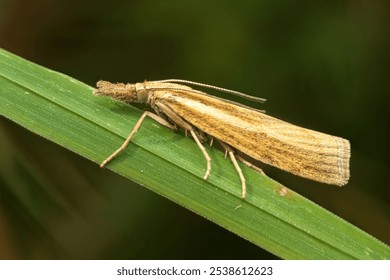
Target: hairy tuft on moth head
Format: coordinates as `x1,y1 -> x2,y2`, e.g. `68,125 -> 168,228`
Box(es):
94,81 -> 139,103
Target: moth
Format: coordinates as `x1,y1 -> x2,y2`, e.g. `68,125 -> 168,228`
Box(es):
94,79 -> 350,198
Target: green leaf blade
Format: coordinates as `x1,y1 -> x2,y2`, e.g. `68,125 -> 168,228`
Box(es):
1,48 -> 389,259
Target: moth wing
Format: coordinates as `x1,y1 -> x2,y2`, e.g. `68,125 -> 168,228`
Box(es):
156,90 -> 350,186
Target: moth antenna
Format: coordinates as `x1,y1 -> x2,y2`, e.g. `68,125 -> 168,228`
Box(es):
153,79 -> 266,103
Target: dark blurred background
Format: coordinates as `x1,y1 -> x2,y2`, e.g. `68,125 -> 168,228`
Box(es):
0,0 -> 389,259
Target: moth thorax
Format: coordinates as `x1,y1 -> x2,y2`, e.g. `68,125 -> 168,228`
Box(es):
135,83 -> 150,103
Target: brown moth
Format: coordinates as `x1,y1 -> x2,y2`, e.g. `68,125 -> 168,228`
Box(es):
94,79 -> 350,198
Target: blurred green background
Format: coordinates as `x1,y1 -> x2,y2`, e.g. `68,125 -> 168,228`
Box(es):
0,0 -> 389,259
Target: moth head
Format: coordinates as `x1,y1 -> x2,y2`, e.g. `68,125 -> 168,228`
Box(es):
94,81 -> 140,103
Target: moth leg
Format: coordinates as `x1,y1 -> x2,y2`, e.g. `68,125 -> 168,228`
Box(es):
209,136 -> 214,147
144,112 -> 176,130
235,155 -> 266,176
100,111 -> 175,168
189,130 -> 211,180
197,130 -> 207,142
157,103 -> 211,180
219,142 -> 246,199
